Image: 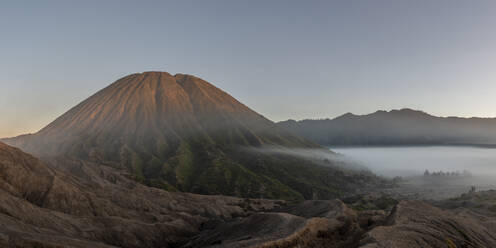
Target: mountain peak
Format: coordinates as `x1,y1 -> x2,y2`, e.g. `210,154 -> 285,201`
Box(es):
334,112 -> 357,120
5,72 -> 286,153
389,108 -> 431,117
2,72 -> 327,200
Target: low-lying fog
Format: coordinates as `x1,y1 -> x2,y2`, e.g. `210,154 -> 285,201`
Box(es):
330,146 -> 496,178
331,146 -> 496,199
248,145 -> 496,199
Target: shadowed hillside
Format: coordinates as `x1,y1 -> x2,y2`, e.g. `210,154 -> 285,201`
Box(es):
278,109 -> 496,146
0,141 -> 283,247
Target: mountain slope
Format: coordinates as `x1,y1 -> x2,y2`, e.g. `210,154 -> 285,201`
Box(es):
5,72 -> 313,154
2,71 -> 378,200
278,108 -> 496,146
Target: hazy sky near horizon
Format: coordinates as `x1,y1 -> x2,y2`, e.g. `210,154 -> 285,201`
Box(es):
1,0 -> 496,137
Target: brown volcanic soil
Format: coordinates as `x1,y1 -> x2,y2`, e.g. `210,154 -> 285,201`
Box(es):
0,142 -> 283,247
360,200 -> 496,248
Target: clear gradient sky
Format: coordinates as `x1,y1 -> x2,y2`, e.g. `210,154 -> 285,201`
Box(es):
1,0 -> 496,138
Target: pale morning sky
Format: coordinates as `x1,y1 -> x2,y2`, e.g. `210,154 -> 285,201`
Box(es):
1,0 -> 495,137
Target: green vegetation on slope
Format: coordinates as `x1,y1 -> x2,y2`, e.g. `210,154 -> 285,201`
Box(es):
104,134 -> 386,201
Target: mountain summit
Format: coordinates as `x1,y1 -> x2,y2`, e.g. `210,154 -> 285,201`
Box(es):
7,72 -> 310,154
3,72 -> 375,200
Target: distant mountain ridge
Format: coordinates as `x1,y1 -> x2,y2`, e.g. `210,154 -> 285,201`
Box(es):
1,71 -> 381,200
278,108 -> 496,146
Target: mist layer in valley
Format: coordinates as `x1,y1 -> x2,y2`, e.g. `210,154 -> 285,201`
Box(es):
332,146 -> 496,199
245,146 -> 371,172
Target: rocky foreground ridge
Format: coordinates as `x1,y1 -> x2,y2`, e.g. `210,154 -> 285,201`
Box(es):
1,142 -> 496,248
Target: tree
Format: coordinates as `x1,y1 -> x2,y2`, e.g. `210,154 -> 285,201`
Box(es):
469,186 -> 476,194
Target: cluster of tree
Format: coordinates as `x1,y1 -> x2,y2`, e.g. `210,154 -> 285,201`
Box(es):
423,169 -> 472,177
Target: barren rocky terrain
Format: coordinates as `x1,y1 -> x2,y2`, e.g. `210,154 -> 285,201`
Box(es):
0,142 -> 283,247
2,142 -> 496,248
